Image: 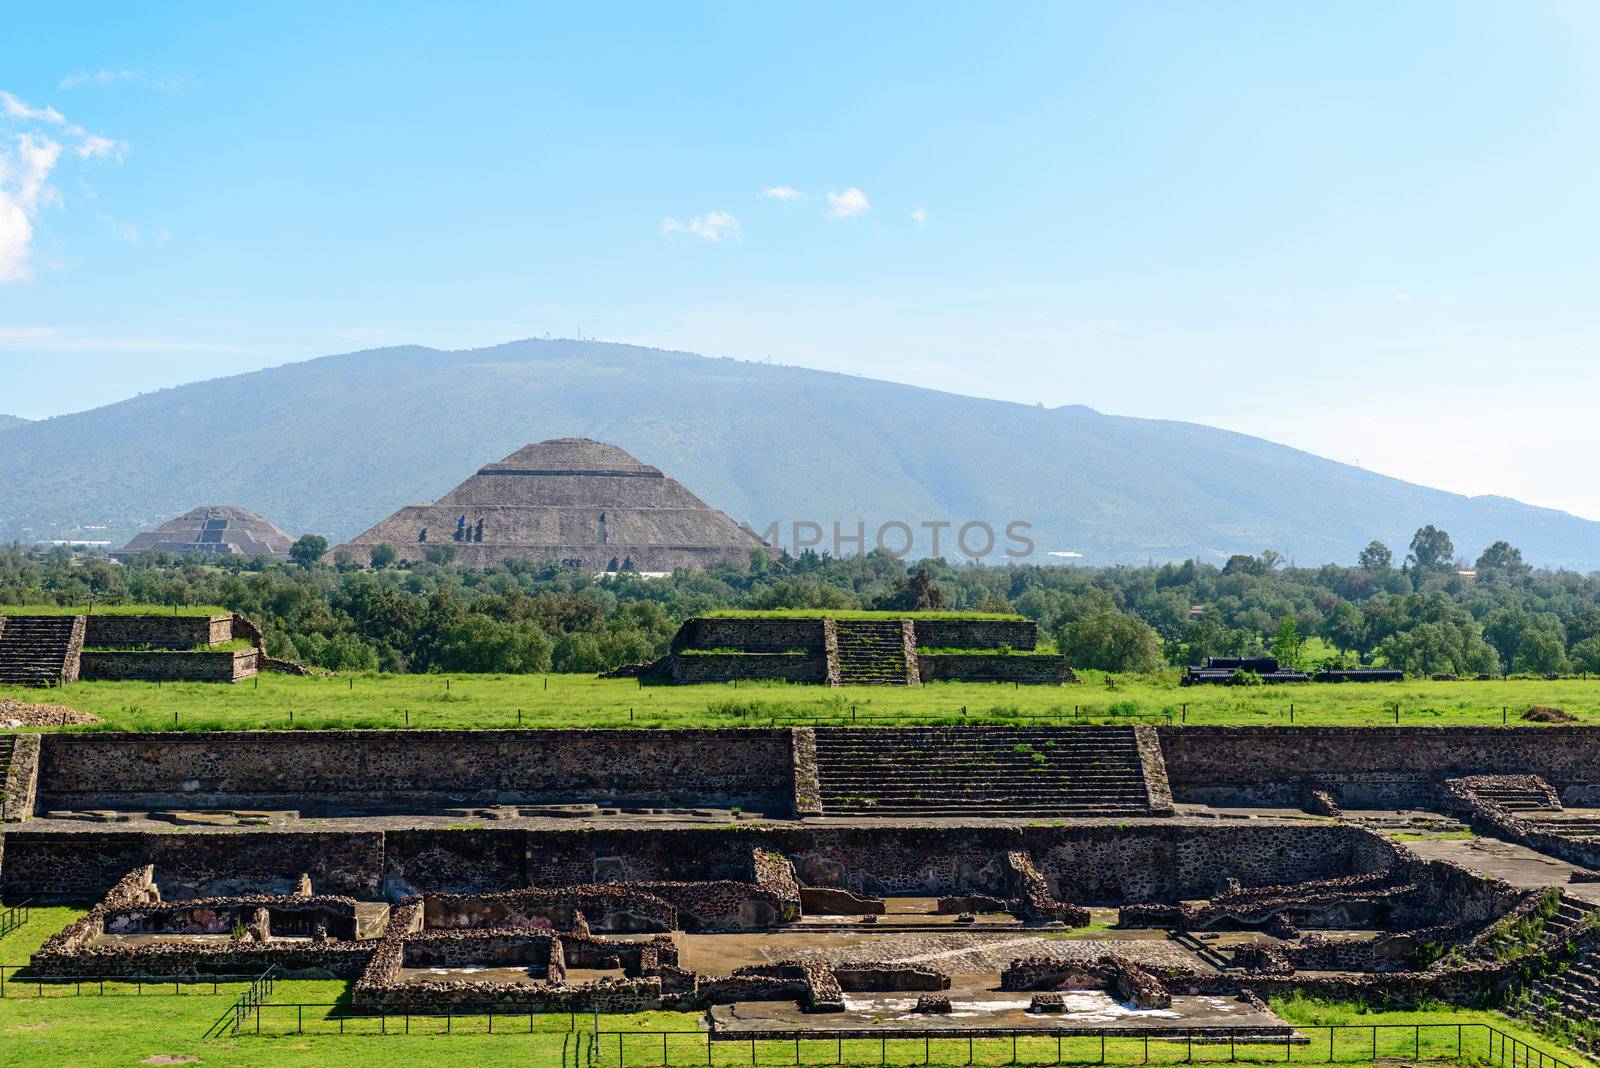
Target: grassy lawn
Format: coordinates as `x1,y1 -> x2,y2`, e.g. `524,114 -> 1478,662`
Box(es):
701,609 -> 1026,620
0,604 -> 229,617
3,672 -> 1600,732
0,990 -> 1594,1068
0,913 -> 1593,1068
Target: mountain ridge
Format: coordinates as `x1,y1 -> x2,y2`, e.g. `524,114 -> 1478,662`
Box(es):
0,338 -> 1595,569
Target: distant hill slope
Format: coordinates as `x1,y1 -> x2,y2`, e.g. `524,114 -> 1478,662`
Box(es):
0,339 -> 1596,569
0,414 -> 32,432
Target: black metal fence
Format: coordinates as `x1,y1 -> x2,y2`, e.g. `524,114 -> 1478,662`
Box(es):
0,901 -> 30,939
212,1010 -> 1585,1068
202,965 -> 277,1038
0,963 -> 265,998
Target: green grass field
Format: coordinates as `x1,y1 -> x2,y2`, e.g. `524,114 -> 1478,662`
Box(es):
4,671 -> 1600,732
0,604 -> 230,617
702,609 -> 1026,620
0,903 -> 1593,1067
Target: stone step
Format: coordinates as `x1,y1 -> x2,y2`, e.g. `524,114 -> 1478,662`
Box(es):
821,778 -> 1147,788
814,741 -> 1141,753
0,614 -> 80,688
813,726 -> 1156,817
820,788 -> 1148,799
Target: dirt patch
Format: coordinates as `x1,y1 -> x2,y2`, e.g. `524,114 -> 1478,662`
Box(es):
141,1057 -> 201,1066
0,699 -> 101,727
1523,705 -> 1577,724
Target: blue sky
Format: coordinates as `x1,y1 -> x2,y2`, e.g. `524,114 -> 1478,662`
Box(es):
3,3 -> 1600,517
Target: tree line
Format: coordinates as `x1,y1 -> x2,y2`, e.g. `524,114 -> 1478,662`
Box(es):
2,523 -> 1598,677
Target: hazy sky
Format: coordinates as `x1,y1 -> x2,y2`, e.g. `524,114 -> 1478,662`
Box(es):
3,3 -> 1599,518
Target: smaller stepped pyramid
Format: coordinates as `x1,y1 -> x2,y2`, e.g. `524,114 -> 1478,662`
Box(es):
113,506 -> 294,561
336,438 -> 765,572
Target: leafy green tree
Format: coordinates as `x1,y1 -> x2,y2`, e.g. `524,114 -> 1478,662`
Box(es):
1480,608 -> 1531,669
1512,629 -> 1571,676
875,566 -> 946,611
369,543 -> 398,569
1378,619 -> 1498,676
289,534 -> 328,569
1222,554 -> 1266,577
422,544 -> 457,565
1405,525 -> 1454,575
1271,618 -> 1303,670
1358,541 -> 1392,571
1568,610 -> 1600,651
1057,605 -> 1163,673
1322,602 -> 1366,661
1570,636 -> 1600,675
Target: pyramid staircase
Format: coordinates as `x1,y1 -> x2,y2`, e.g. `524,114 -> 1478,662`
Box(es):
1532,817 -> 1600,841
1471,781 -> 1562,814
0,615 -> 85,686
1512,897 -> 1600,1054
813,726 -> 1157,817
832,620 -> 915,686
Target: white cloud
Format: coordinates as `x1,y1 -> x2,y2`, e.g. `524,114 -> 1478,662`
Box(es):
59,69 -> 178,91
75,134 -> 127,161
97,210 -> 140,242
0,91 -> 65,125
826,187 -> 870,219
761,186 -> 806,201
0,134 -> 65,281
661,210 -> 741,243
0,88 -> 128,282
911,207 -> 927,224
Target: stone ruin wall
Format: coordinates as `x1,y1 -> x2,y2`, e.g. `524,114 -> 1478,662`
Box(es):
670,653 -> 826,683
78,649 -> 258,683
668,617 -> 1064,685
1,734 -> 41,823
82,615 -> 234,648
1158,726 -> 1600,807
673,618 -> 826,652
41,726 -> 1600,821
1,830 -> 385,901
33,728 -> 800,816
0,822 -> 1393,906
31,865 -> 373,979
911,619 -> 1037,651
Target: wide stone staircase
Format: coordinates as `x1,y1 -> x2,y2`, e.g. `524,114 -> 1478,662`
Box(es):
812,726 -> 1158,817
1532,817 -> 1600,841
0,615 -> 84,686
1471,780 -> 1562,813
832,620 -> 913,686
1513,897 -> 1600,1054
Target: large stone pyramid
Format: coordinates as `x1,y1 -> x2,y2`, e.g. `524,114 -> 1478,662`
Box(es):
336,438 -> 764,572
113,505 -> 294,561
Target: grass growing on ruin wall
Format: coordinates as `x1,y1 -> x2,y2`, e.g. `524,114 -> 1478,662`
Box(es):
0,603 -> 230,617
702,609 -> 1026,620
7,672 -> 1600,732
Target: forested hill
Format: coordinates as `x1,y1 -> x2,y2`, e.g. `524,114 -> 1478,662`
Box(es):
0,338 -> 1597,569
0,414 -> 31,432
